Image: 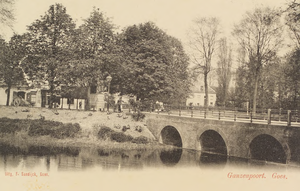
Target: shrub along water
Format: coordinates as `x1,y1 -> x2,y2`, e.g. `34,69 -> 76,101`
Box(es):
0,117 -> 81,139
0,118 -> 150,145
111,131 -> 133,142
97,126 -> 114,140
0,118 -> 31,133
97,126 -> 149,144
132,136 -> 149,144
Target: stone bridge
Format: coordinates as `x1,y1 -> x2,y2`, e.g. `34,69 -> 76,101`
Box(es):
146,113 -> 300,164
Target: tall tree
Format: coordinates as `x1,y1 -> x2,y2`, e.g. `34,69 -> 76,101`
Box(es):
188,17 -> 221,107
216,38 -> 232,107
285,0 -> 300,49
0,0 -> 15,36
118,22 -> 190,103
257,55 -> 281,110
0,35 -> 26,105
282,49 -> 300,109
68,8 -> 116,87
234,64 -> 251,108
24,3 -> 76,108
232,7 -> 283,113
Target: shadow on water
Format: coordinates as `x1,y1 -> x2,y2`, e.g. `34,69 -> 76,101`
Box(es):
0,143 -> 80,157
0,143 -> 27,155
198,152 -> 227,169
28,146 -> 80,156
159,149 -> 183,166
96,149 -> 145,170
0,143 -> 299,171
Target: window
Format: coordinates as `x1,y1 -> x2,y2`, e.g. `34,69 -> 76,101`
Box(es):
31,95 -> 36,103
90,86 -> 97,94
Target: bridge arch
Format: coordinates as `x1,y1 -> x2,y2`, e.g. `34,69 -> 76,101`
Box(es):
249,134 -> 288,164
198,130 -> 227,155
159,126 -> 183,147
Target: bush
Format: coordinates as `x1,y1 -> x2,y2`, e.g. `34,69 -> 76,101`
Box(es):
28,125 -> 53,136
51,123 -> 81,139
131,111 -> 145,121
0,118 -> 81,139
0,118 -> 28,134
27,120 -> 81,139
97,126 -> 114,140
131,136 -> 149,144
98,126 -> 133,142
110,131 -> 133,143
28,120 -> 63,136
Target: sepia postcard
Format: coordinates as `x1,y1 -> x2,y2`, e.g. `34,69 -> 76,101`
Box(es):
0,0 -> 299,190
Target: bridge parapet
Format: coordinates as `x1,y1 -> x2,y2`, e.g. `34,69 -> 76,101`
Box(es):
146,106 -> 300,127
146,113 -> 300,164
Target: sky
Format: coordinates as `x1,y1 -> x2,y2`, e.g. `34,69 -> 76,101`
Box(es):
2,0 -> 291,43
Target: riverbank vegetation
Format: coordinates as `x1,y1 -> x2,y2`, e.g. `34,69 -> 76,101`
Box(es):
0,105 -> 175,151
0,116 -> 162,150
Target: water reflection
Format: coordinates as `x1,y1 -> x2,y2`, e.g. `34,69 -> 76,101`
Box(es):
0,143 -> 298,172
0,143 -> 27,155
95,149 -> 144,170
0,143 -> 80,156
199,152 -> 227,169
28,146 -> 80,157
160,149 -> 182,166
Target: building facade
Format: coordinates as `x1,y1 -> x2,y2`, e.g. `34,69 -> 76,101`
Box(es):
186,85 -> 216,107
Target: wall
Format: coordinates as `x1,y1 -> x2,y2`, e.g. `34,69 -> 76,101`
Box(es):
0,88 -> 7,105
0,87 -> 36,106
146,113 -> 300,163
186,92 -> 216,107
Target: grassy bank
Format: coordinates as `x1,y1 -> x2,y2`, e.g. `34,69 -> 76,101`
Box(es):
0,131 -> 170,151
0,115 -> 171,151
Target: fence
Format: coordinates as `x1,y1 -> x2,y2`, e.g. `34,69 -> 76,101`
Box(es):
144,105 -> 300,127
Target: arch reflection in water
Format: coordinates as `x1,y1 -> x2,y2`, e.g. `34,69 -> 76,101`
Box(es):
199,152 -> 227,168
160,149 -> 183,166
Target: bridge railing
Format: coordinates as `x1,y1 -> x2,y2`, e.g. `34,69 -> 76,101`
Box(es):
146,105 -> 299,127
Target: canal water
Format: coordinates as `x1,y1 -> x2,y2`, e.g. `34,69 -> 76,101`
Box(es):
0,143 -> 299,190
1,143 -> 299,172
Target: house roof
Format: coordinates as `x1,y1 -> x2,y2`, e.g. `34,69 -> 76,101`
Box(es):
190,75 -> 217,94
192,86 -> 216,94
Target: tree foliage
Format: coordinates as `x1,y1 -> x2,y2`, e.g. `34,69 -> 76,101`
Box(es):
216,38 -> 232,107
0,0 -> 15,36
64,8 -> 117,91
282,49 -> 300,109
23,3 -> 76,108
0,35 -> 26,105
285,0 -> 300,49
232,7 -> 283,113
118,22 -> 190,103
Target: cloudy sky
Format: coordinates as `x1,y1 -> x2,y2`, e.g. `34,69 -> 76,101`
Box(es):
3,0 -> 290,43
